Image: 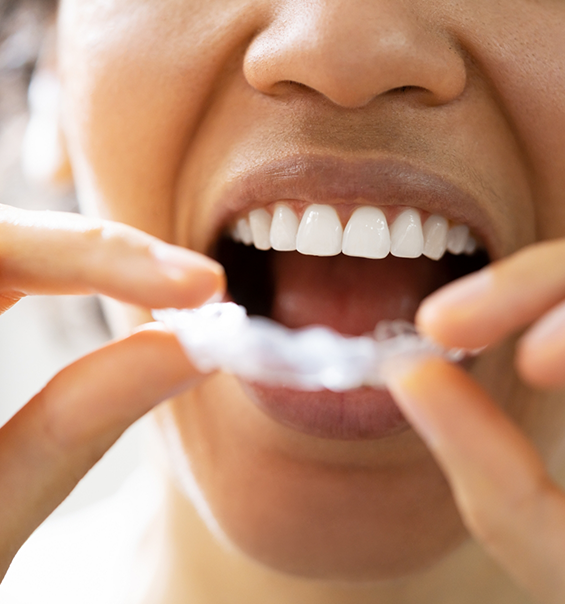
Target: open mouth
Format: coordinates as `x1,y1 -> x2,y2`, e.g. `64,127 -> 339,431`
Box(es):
205,157 -> 492,440
210,203 -> 488,440
216,203 -> 488,336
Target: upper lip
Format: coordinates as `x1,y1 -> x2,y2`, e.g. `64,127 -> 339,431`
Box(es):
206,155 -> 501,259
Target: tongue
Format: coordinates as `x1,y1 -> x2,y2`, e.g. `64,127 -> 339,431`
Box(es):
270,252 -> 450,336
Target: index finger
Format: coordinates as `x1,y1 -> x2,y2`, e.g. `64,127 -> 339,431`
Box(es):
0,204 -> 224,310
417,240 -> 565,349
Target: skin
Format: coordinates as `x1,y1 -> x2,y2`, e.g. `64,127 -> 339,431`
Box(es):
3,0 -> 565,601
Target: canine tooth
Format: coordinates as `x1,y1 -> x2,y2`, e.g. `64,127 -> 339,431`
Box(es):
422,214 -> 448,260
464,236 -> 477,255
270,204 -> 299,251
231,224 -> 242,243
342,206 -> 390,259
390,208 -> 424,258
249,208 -> 272,250
236,217 -> 253,245
296,204 -> 343,256
446,224 -> 469,254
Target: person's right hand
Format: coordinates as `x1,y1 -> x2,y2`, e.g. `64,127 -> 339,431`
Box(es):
0,203 -> 225,582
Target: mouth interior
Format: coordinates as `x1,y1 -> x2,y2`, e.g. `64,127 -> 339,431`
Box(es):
215,238 -> 489,336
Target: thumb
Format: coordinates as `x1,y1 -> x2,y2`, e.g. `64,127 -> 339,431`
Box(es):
0,325 -> 203,580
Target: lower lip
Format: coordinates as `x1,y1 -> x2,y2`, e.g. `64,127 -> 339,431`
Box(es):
241,381 -> 410,440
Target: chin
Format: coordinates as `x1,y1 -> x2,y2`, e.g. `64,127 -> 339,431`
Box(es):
158,372 -> 469,582
208,466 -> 470,582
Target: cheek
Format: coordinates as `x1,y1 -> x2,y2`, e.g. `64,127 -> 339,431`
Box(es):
57,0 -> 258,239
156,374 -> 467,579
449,1 -> 565,240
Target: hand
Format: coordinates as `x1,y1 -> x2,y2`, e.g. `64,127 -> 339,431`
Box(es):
0,203 -> 225,581
385,240 -> 565,604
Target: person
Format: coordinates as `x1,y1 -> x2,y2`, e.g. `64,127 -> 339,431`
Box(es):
1,0 -> 565,601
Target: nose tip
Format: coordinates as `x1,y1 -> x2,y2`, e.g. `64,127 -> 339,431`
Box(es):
243,1 -> 467,109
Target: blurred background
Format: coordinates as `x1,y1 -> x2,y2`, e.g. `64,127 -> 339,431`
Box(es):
0,0 -> 144,518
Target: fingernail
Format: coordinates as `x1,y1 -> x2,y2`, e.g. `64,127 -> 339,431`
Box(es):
152,243 -> 224,289
152,243 -> 223,277
151,243 -> 225,306
418,269 -> 494,337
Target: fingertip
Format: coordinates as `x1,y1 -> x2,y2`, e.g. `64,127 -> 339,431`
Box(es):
133,321 -> 172,334
415,296 -> 449,342
150,243 -> 226,308
127,320 -> 185,354
416,287 -> 472,349
384,355 -> 461,406
417,269 -> 495,349
384,355 -> 451,445
151,242 -> 223,275
383,353 -> 438,390
184,264 -> 226,308
516,335 -> 565,390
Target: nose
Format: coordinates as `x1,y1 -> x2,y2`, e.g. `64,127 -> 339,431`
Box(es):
243,0 -> 466,108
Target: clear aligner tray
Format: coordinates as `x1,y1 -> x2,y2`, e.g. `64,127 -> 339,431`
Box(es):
153,303 -> 467,392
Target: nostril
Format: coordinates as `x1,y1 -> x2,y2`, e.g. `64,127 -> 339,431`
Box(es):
391,86 -> 416,94
388,85 -> 433,97
385,84 -> 452,108
283,80 -> 308,90
270,80 -> 316,98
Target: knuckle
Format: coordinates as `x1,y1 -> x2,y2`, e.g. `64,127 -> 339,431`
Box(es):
33,372 -> 87,455
81,221 -> 115,253
29,385 -> 108,490
33,383 -> 72,455
95,221 -> 152,257
83,221 -> 106,243
32,362 -> 122,460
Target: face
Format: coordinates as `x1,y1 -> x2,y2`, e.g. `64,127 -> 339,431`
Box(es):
56,0 -> 565,581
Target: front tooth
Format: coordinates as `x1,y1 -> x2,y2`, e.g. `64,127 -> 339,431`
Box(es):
249,208 -> 272,250
342,206 -> 390,259
270,203 -> 299,251
390,208 -> 424,258
446,224 -> 469,254
422,214 -> 448,260
296,204 -> 343,256
236,217 -> 253,245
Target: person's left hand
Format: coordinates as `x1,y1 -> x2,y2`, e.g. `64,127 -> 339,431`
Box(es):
384,240 -> 565,604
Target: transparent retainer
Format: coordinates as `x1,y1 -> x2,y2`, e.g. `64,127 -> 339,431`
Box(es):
153,303 -> 470,392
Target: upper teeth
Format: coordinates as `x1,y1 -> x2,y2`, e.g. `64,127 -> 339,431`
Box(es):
231,203 -> 478,261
